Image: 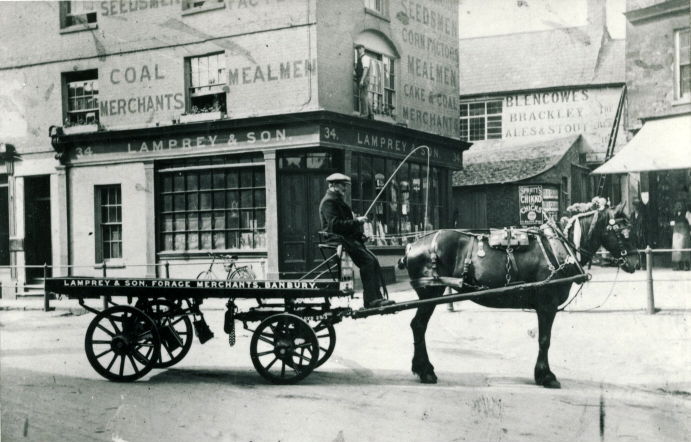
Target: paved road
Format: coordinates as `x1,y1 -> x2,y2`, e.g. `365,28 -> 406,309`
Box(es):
1,285 -> 689,442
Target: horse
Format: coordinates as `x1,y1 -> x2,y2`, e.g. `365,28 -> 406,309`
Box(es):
398,201 -> 640,388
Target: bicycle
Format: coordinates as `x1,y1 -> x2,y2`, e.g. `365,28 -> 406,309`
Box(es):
196,253 -> 256,281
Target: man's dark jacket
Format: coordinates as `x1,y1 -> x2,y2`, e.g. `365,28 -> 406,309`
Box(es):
319,190 -> 363,242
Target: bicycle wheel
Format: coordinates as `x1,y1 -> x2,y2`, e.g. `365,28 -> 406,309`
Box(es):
196,270 -> 217,280
230,267 -> 255,280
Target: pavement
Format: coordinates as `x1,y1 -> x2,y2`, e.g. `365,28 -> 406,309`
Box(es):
1,266 -> 688,315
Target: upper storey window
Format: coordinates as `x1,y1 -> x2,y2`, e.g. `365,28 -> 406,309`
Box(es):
354,47 -> 396,119
460,100 -> 502,141
675,28 -> 690,101
365,0 -> 387,16
63,70 -> 99,127
60,1 -> 97,31
186,53 -> 227,115
182,0 -> 225,13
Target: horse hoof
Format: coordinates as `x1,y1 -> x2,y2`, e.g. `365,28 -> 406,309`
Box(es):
542,379 -> 561,389
419,372 -> 438,384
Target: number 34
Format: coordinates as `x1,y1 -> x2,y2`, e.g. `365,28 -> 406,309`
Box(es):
75,146 -> 93,158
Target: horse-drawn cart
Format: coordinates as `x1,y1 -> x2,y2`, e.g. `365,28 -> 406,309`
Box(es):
44,251 -> 589,385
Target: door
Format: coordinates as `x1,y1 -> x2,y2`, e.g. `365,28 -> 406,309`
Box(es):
277,173 -> 328,277
24,176 -> 52,281
458,190 -> 487,229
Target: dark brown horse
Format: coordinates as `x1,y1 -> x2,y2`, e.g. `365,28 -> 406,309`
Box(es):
399,202 -> 639,388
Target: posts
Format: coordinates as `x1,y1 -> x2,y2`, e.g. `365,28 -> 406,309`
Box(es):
645,246 -> 655,315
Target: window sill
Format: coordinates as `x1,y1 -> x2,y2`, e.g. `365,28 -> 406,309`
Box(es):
671,96 -> 691,106
179,111 -> 225,123
365,7 -> 389,22
63,124 -> 100,135
95,260 -> 126,270
181,2 -> 226,16
60,22 -> 98,34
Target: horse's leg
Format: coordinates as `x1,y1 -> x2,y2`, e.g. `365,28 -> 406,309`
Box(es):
411,287 -> 443,384
534,307 -> 561,389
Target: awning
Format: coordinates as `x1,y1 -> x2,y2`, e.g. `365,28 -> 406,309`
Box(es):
592,114 -> 691,174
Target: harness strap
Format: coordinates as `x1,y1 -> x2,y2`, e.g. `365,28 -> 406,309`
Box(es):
536,233 -> 556,271
428,230 -> 443,279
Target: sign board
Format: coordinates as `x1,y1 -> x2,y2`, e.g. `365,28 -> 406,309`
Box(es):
518,185 -> 543,226
542,185 -> 560,221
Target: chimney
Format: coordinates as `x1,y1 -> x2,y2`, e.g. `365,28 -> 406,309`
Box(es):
586,0 -> 607,32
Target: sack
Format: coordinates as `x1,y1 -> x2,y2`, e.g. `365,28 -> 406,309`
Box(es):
488,228 -> 530,250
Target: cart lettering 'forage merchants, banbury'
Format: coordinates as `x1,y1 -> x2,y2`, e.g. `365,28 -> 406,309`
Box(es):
62,279 -> 318,290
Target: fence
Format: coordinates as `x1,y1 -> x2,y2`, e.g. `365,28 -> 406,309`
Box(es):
1,248 -> 689,313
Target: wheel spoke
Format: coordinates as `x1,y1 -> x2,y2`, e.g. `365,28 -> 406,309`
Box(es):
95,348 -> 113,359
265,356 -> 279,370
127,354 -> 140,374
91,340 -> 112,345
291,350 -> 311,364
280,360 -> 286,377
107,317 -> 121,335
294,342 -> 312,349
256,349 -> 275,357
106,354 -> 118,371
132,349 -> 149,365
95,323 -> 115,337
319,346 -> 329,354
256,334 -> 275,345
316,333 -> 330,339
118,355 -> 126,376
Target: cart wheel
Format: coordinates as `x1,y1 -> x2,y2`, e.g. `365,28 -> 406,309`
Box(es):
145,300 -> 193,368
85,305 -> 161,382
250,313 -> 319,384
312,320 -> 336,368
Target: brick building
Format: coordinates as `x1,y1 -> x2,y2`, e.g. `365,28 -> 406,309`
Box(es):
594,0 -> 690,260
454,0 -> 626,228
0,0 -> 468,295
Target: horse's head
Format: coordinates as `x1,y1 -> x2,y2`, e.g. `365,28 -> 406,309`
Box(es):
598,202 -> 640,273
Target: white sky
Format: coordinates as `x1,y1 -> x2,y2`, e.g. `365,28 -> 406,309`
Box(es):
459,0 -> 627,39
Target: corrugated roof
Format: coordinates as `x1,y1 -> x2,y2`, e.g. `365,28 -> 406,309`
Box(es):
459,27 -> 625,95
452,135 -> 582,186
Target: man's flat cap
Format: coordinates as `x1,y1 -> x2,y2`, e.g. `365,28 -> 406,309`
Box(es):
326,173 -> 351,184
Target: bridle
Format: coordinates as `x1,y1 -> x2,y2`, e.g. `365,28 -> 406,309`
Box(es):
604,214 -> 633,267
562,209 -> 632,267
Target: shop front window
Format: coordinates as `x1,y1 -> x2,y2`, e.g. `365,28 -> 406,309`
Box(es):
351,153 -> 445,247
158,155 -> 265,252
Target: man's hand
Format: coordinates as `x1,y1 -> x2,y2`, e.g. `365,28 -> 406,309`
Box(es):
356,216 -> 368,224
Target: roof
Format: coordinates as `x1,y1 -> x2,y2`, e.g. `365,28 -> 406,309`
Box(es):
453,135 -> 583,186
459,27 -> 625,95
593,113 -> 691,174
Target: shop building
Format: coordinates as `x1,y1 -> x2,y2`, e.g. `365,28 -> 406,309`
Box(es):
454,0 -> 626,227
453,135 -> 593,228
594,0 -> 690,263
0,0 -> 468,295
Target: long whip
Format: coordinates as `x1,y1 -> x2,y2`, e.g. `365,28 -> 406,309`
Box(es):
362,145 -> 431,229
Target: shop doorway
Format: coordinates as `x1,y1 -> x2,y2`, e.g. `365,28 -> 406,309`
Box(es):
24,176 -> 52,282
277,152 -> 341,277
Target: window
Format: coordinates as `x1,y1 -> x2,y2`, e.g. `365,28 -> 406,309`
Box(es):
95,185 -> 122,262
675,28 -> 690,100
186,53 -> 227,114
63,70 -> 99,127
460,100 -> 502,141
365,0 -> 386,16
158,155 -> 266,252
60,1 -> 97,29
182,0 -> 224,12
353,49 -> 396,117
350,153 -> 446,247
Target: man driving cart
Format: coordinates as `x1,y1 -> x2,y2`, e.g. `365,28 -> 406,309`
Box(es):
319,173 -> 395,309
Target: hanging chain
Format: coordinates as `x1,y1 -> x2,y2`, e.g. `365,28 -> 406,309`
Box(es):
505,247 -> 512,286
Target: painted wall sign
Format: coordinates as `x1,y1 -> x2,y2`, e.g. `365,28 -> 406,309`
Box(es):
228,59 -> 316,85
392,0 -> 460,139
519,185 -> 544,226
542,185 -> 559,221
98,0 -> 181,16
500,87 -> 625,155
